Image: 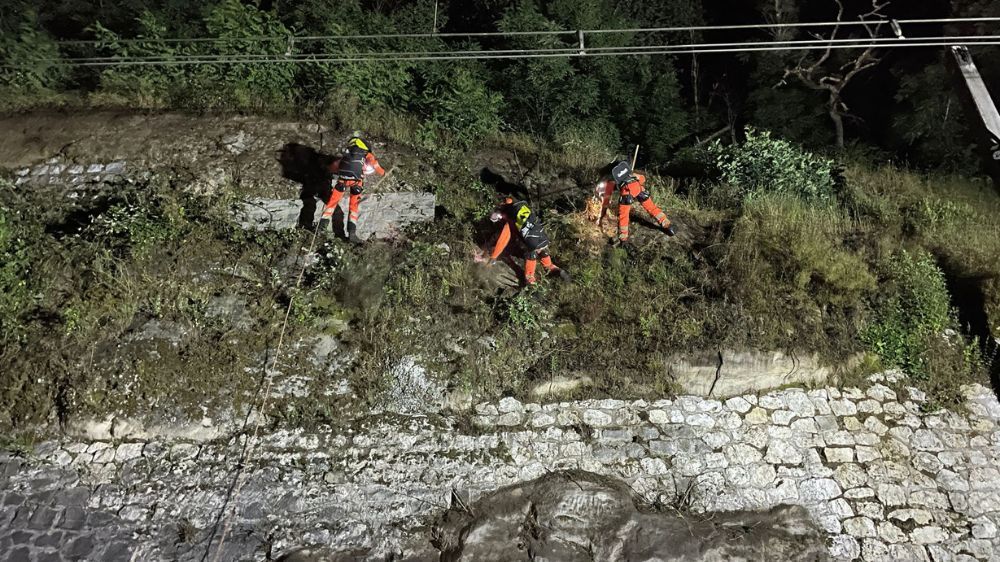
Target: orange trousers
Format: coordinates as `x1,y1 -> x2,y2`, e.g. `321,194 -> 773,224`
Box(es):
322,181 -> 362,223
617,181 -> 670,241
524,254 -> 558,284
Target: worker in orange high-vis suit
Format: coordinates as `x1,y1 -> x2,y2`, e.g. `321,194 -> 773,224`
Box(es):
318,135 -> 385,242
597,160 -> 676,243
488,197 -> 569,285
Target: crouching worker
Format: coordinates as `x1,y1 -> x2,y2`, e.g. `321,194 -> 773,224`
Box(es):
319,134 -> 385,242
597,160 -> 675,243
488,197 -> 569,285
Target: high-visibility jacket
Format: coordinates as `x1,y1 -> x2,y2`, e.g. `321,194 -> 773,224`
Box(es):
491,199 -> 550,260
329,148 -> 384,184
598,172 -> 646,208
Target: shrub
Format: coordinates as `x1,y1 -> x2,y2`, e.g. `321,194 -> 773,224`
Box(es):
0,204 -> 33,343
93,1 -> 295,111
710,127 -> 836,202
414,64 -> 503,146
863,249 -> 952,380
90,12 -> 183,107
0,13 -> 68,94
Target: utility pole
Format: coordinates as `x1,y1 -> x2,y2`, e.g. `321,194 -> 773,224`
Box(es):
947,46 -> 1000,191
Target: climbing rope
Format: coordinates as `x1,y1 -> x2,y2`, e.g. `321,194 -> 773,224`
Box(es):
202,211 -> 326,562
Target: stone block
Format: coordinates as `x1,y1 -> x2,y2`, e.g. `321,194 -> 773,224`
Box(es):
63,535 -> 96,558
8,547 -> 32,562
662,350 -> 843,398
910,526 -> 948,545
764,440 -> 802,465
829,535 -> 860,560
28,506 -> 58,530
684,413 -> 715,428
830,399 -> 857,417
843,516 -> 877,538
771,410 -> 795,425
236,193 -> 436,241
114,443 -> 144,462
33,530 -> 64,548
824,447 -> 854,464
800,478 -> 842,502
724,396 -> 752,413
745,407 -> 769,425
497,397 -> 522,414
582,410 -> 612,428
58,506 -> 86,530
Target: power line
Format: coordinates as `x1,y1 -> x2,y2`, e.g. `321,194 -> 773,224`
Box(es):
49,16 -> 1000,47
38,34 -> 998,65
11,35 -> 1000,68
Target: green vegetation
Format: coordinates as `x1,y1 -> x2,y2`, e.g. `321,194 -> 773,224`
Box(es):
864,250 -> 951,378
709,128 -> 835,202
1,0 -> 999,431
0,122 -> 997,431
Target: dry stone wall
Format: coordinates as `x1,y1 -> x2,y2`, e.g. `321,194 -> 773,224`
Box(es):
2,374 -> 1000,561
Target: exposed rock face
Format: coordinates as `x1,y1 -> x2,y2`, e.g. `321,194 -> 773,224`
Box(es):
434,471 -> 829,561
666,350 -> 860,397
235,194 -> 436,240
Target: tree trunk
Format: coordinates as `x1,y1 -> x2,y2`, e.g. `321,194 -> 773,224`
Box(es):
829,92 -> 845,150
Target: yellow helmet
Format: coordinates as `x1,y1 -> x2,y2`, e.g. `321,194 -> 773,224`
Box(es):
348,134 -> 369,152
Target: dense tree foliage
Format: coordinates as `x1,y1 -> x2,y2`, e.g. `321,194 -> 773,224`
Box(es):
1,0 -> 998,168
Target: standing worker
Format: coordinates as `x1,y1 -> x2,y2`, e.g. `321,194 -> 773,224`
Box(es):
597,160 -> 676,243
488,196 -> 568,285
319,133 -> 386,242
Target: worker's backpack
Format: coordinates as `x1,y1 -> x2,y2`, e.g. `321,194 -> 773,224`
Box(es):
511,200 -> 540,237
338,145 -> 368,180
611,161 -> 633,185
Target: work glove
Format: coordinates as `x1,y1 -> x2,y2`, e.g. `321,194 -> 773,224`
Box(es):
318,218 -> 331,231
665,225 -> 677,237
488,258 -> 498,266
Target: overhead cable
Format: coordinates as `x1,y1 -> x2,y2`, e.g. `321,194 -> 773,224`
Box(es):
49,16 -> 1000,47
11,35 -> 1000,68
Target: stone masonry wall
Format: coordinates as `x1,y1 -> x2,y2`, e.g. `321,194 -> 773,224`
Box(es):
2,374 -> 1000,561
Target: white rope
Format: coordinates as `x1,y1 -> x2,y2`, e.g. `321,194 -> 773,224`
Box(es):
201,214 -> 327,562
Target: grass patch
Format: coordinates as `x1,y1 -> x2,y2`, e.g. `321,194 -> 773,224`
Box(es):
1,123 -> 999,433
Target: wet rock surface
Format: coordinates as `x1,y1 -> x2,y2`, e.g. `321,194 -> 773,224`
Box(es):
434,471 -> 829,561
2,374 -> 999,561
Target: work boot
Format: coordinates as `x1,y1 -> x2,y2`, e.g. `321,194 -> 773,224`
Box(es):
664,224 -> 677,237
347,221 -> 363,244
558,268 -> 571,282
318,218 -> 331,233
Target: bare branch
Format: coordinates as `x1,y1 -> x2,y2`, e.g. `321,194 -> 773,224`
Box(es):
777,0 -> 890,149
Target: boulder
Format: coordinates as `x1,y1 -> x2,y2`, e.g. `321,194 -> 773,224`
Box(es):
432,470 -> 829,561
665,350 -> 861,398
235,193 -> 435,241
